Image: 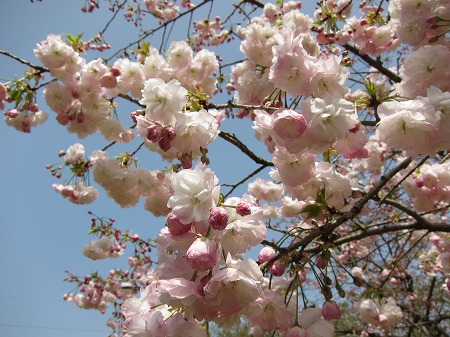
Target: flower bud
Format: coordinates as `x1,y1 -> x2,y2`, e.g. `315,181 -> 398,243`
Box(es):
322,301 -> 342,320
100,74 -> 118,89
258,246 -> 276,263
236,202 -> 251,216
208,207 -> 229,230
166,212 -> 191,235
270,260 -> 285,277
186,237 -> 218,272
146,123 -> 163,142
315,256 -> 327,269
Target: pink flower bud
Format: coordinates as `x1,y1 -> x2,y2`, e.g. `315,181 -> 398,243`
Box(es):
166,212 -> 191,235
0,83 -> 8,101
208,207 -> 229,230
315,256 -> 327,269
322,301 -> 342,320
258,246 -> 276,263
270,260 -> 285,276
178,153 -> 193,169
158,137 -> 172,152
146,123 -> 163,142
110,67 -> 121,77
100,74 -> 118,88
415,179 -> 424,188
186,237 -> 218,272
163,127 -> 176,141
236,202 -> 251,216
5,109 -> 18,118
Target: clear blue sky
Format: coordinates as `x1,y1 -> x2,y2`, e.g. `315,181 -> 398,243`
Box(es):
0,1 -> 315,337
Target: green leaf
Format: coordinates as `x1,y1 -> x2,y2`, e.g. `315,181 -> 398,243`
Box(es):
300,203 -> 322,219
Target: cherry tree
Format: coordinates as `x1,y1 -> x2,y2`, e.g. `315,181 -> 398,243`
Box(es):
1,0 -> 450,336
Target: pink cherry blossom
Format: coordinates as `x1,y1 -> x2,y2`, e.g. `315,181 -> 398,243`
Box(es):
168,163 -> 220,224
185,237 -> 218,272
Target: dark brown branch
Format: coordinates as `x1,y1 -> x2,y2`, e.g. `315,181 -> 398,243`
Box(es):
381,198 -> 431,225
218,131 -> 273,167
107,0 -> 212,61
222,164 -> 269,198
324,221 -> 450,250
343,43 -> 402,83
206,100 -> 278,112
239,0 -> 264,8
0,49 -> 48,73
99,0 -> 128,36
262,156 -> 413,269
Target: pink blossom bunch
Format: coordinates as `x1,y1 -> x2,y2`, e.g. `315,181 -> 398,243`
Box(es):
52,181 -> 99,205
4,106 -> 48,133
82,237 -> 124,260
92,153 -> 172,213
357,297 -> 403,327
248,177 -> 284,202
191,16 -> 231,50
345,17 -> 399,56
389,0 -> 450,47
396,45 -> 450,98
429,234 -> 450,274
5,0 -> 450,335
376,90 -> 450,156
144,0 -> 179,21
403,161 -> 450,211
34,34 -> 84,83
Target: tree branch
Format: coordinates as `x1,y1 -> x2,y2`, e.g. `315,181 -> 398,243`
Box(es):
0,49 -> 48,73
343,43 -> 402,83
218,131 -> 273,167
322,221 -> 450,250
262,156 -> 413,269
107,0 -> 213,61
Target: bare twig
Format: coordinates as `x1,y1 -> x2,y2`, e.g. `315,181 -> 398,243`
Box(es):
0,49 -> 48,73
343,43 -> 402,83
218,131 -> 273,167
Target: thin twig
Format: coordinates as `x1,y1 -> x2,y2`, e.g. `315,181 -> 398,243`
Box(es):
0,50 -> 48,73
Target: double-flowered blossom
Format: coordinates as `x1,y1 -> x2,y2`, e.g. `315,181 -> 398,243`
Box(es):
203,256 -> 264,317
376,97 -> 441,157
269,29 -> 317,97
82,237 -> 124,260
52,181 -> 99,204
389,0 -> 450,47
34,34 -> 84,83
218,197 -> 267,256
403,160 -> 450,211
167,163 -> 220,224
139,78 -> 188,126
357,298 -> 403,327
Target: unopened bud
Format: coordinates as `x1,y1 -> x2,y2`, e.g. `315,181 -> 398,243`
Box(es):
146,123 -> 163,142
322,301 -> 342,320
270,260 -> 285,277
236,202 -> 251,216
208,207 -> 229,230
166,212 -> 191,235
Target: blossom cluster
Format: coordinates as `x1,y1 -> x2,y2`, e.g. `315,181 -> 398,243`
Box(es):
2,0 -> 450,336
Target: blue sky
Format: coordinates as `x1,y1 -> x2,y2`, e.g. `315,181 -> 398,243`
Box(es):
0,1 -> 315,336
